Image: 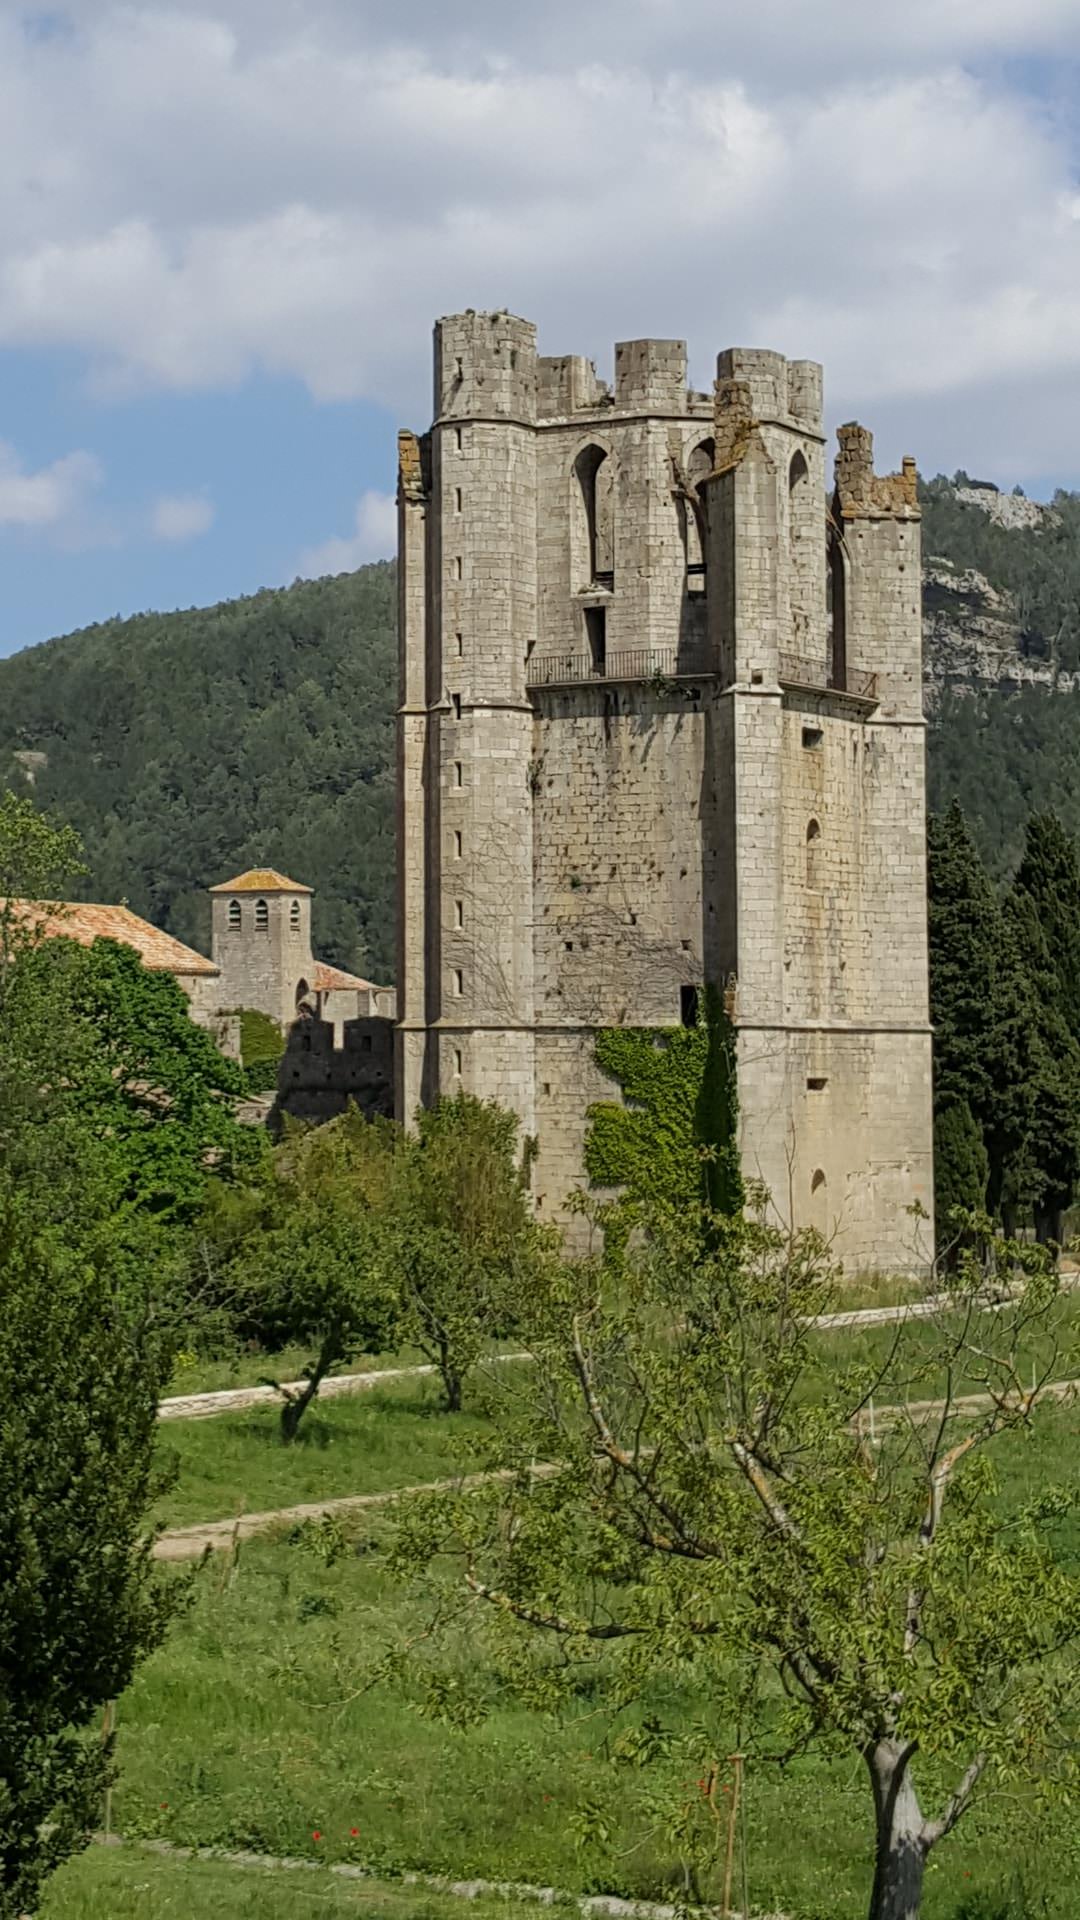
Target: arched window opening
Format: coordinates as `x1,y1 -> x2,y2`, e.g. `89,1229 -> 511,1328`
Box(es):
227,899 -> 241,931
806,818 -> 822,892
255,898 -> 269,931
788,449 -> 815,647
811,1168 -> 826,1194
573,444 -> 614,588
295,978 -> 310,1008
290,899 -> 301,929
828,525 -> 848,692
684,439 -> 714,592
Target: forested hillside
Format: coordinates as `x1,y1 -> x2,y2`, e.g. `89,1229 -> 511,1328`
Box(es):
2,479 -> 1080,975
0,565 -> 396,978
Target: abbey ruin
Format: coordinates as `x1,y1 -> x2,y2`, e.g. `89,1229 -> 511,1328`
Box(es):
396,311 -> 934,1272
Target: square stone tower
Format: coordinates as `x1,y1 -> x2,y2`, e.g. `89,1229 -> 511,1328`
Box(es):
396,312 -> 933,1274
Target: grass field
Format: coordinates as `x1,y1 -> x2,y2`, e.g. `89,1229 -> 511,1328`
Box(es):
155,1376 -> 492,1528
101,1391 -> 1080,1920
41,1843 -> 563,1918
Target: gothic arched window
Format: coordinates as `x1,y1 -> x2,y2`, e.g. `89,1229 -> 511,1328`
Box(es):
573,444 -> 614,586
806,818 -> 822,892
228,899 -> 241,931
290,899 -> 301,928
255,898 -> 269,931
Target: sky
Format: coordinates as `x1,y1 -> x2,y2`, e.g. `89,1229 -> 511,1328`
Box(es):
2,2 -> 1080,653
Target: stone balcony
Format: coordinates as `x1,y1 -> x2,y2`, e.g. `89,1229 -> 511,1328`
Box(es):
525,645 -> 714,690
777,651 -> 879,705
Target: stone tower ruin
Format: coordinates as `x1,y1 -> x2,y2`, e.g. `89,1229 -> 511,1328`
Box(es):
396,310 -> 933,1273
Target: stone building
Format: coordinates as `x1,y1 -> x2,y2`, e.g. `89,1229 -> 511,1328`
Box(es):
208,867 -> 395,1036
395,310 -> 933,1273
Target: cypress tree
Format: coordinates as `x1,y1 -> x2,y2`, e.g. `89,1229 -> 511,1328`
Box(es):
1010,810 -> 1080,1042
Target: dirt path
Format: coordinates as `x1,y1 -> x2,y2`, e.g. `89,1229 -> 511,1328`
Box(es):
155,1373 -> 1080,1561
153,1464 -> 559,1561
161,1278 -> 1080,1424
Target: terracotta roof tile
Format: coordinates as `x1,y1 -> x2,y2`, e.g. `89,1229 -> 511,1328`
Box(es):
209,868 -> 313,895
9,900 -> 219,977
310,961 -> 380,994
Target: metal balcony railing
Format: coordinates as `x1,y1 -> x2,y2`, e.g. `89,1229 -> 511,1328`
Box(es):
777,652 -> 879,703
526,647 -> 714,689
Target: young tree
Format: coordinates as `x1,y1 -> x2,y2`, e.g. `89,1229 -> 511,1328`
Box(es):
198,1109 -> 399,1440
388,1096 -> 549,1411
394,1200 -> 1080,1920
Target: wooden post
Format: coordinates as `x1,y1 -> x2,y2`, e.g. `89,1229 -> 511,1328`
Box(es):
101,1700 -> 116,1839
722,1752 -> 744,1919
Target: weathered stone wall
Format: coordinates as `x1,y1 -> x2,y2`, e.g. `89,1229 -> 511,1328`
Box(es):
210,887 -> 315,1032
397,314 -> 934,1276
276,1012 -> 394,1124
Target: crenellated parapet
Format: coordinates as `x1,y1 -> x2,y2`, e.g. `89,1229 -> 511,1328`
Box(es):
834,424 -> 919,520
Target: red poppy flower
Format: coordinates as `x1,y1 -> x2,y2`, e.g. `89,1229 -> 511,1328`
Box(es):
312,1831 -> 322,1842
350,1828 -> 359,1838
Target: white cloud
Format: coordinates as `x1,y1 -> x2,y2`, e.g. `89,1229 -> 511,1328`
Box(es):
1,5 -> 1080,479
150,491 -> 215,541
0,438 -> 105,539
297,490 -> 396,577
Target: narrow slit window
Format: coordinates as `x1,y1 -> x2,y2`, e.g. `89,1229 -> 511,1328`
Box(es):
451,692 -> 462,719
680,984 -> 699,1028
454,1048 -> 463,1075
453,556 -> 462,581
454,830 -> 463,858
455,427 -> 463,451
806,818 -> 822,891
453,968 -> 464,996
455,486 -> 463,513
454,761 -> 463,787
455,899 -> 464,929
455,632 -> 464,657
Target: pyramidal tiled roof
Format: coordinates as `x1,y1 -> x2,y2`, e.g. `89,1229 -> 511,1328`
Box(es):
209,868 -> 313,895
9,901 -> 219,976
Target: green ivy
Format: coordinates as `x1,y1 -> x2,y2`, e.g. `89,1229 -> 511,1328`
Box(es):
238,1007 -> 285,1094
584,988 -> 742,1216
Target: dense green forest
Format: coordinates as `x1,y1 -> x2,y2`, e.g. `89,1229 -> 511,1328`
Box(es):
0,566 -> 396,977
2,480 -> 1080,972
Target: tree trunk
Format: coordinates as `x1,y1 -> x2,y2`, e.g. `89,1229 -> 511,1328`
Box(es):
865,1742 -> 928,1920
280,1329 -> 341,1443
437,1336 -> 463,1413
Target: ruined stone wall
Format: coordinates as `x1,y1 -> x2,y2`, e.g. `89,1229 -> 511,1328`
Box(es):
276,1013 -> 394,1125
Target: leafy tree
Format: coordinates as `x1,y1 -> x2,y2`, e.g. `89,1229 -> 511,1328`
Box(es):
217,1111 -> 400,1441
17,935 -> 261,1226
388,1096 -> 549,1412
394,1199 -> 1080,1920
0,1187 -> 184,1919
996,891 -> 1080,1243
237,1006 -> 285,1094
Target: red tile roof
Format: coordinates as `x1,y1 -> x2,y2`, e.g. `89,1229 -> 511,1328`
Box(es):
9,900 -> 219,977
209,868 -> 313,894
310,961 -> 379,994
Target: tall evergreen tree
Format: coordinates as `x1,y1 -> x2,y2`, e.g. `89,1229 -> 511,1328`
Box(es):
1010,810 -> 1080,1041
